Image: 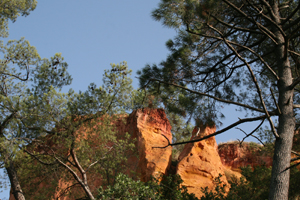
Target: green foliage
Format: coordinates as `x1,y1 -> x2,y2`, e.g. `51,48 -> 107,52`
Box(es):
200,175 -> 227,200
97,173 -> 160,200
228,166 -> 271,200
0,0 -> 37,37
0,2 -> 72,198
97,173 -> 199,200
98,165 -> 300,200
67,61 -> 132,116
158,173 -> 198,200
201,165 -> 300,200
139,0 -> 300,128
15,63 -> 137,199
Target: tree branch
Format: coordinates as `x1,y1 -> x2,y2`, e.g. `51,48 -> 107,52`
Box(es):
283,16 -> 300,31
282,1 -> 300,25
187,27 -> 279,80
222,0 -> 278,44
0,111 -> 17,134
290,73 -> 300,89
209,13 -> 262,34
146,78 -> 270,114
293,104 -> 300,109
270,87 -> 281,114
56,183 -> 80,200
288,49 -> 300,57
85,146 -> 113,172
209,24 -> 279,138
237,119 -> 265,145
23,149 -> 58,166
153,114 -> 270,148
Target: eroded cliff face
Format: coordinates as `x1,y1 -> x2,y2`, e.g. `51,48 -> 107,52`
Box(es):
218,142 -> 273,172
176,126 -> 229,198
126,108 -> 173,182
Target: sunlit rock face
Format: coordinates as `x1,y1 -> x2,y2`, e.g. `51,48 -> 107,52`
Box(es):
218,142 -> 273,172
127,108 -> 173,181
176,126 -> 229,199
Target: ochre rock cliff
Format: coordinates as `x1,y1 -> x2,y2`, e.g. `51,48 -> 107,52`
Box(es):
176,126 -> 229,198
218,142 -> 272,172
127,109 -> 172,182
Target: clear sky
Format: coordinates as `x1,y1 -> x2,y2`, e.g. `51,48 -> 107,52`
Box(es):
0,1 -> 262,199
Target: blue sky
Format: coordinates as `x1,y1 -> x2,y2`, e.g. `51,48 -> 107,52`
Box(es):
0,1 -> 263,198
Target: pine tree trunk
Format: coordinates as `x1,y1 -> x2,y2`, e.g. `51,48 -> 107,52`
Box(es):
6,159 -> 26,200
269,2 -> 294,199
269,78 -> 294,199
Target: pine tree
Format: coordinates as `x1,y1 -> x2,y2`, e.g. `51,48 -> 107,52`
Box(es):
138,0 -> 300,199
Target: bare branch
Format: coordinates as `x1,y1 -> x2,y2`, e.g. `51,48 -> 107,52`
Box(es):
237,119 -> 265,145
291,150 -> 300,157
293,104 -> 300,108
222,0 -> 278,44
56,183 -> 80,200
187,28 -> 279,80
85,146 -> 114,172
153,114 -> 270,148
290,76 -> 300,89
259,0 -> 277,21
282,1 -> 300,25
0,111 -> 17,134
53,154 -> 86,187
288,50 -> 300,57
1,69 -> 30,82
281,162 -> 300,173
283,16 -> 300,32
291,156 -> 300,162
270,88 -> 281,114
209,13 -> 262,34
246,0 -> 286,38
226,39 -> 279,80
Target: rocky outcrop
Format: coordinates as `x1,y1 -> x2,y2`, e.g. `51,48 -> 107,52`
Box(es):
176,125 -> 229,199
218,142 -> 272,172
9,108 -> 173,200
12,108 -> 283,199
127,109 -> 173,182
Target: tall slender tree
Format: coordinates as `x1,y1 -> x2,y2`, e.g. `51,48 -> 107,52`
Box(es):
138,0 -> 300,199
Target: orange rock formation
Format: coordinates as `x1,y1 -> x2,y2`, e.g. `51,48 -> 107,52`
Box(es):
218,142 -> 272,172
176,125 -> 229,198
127,109 -> 172,182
